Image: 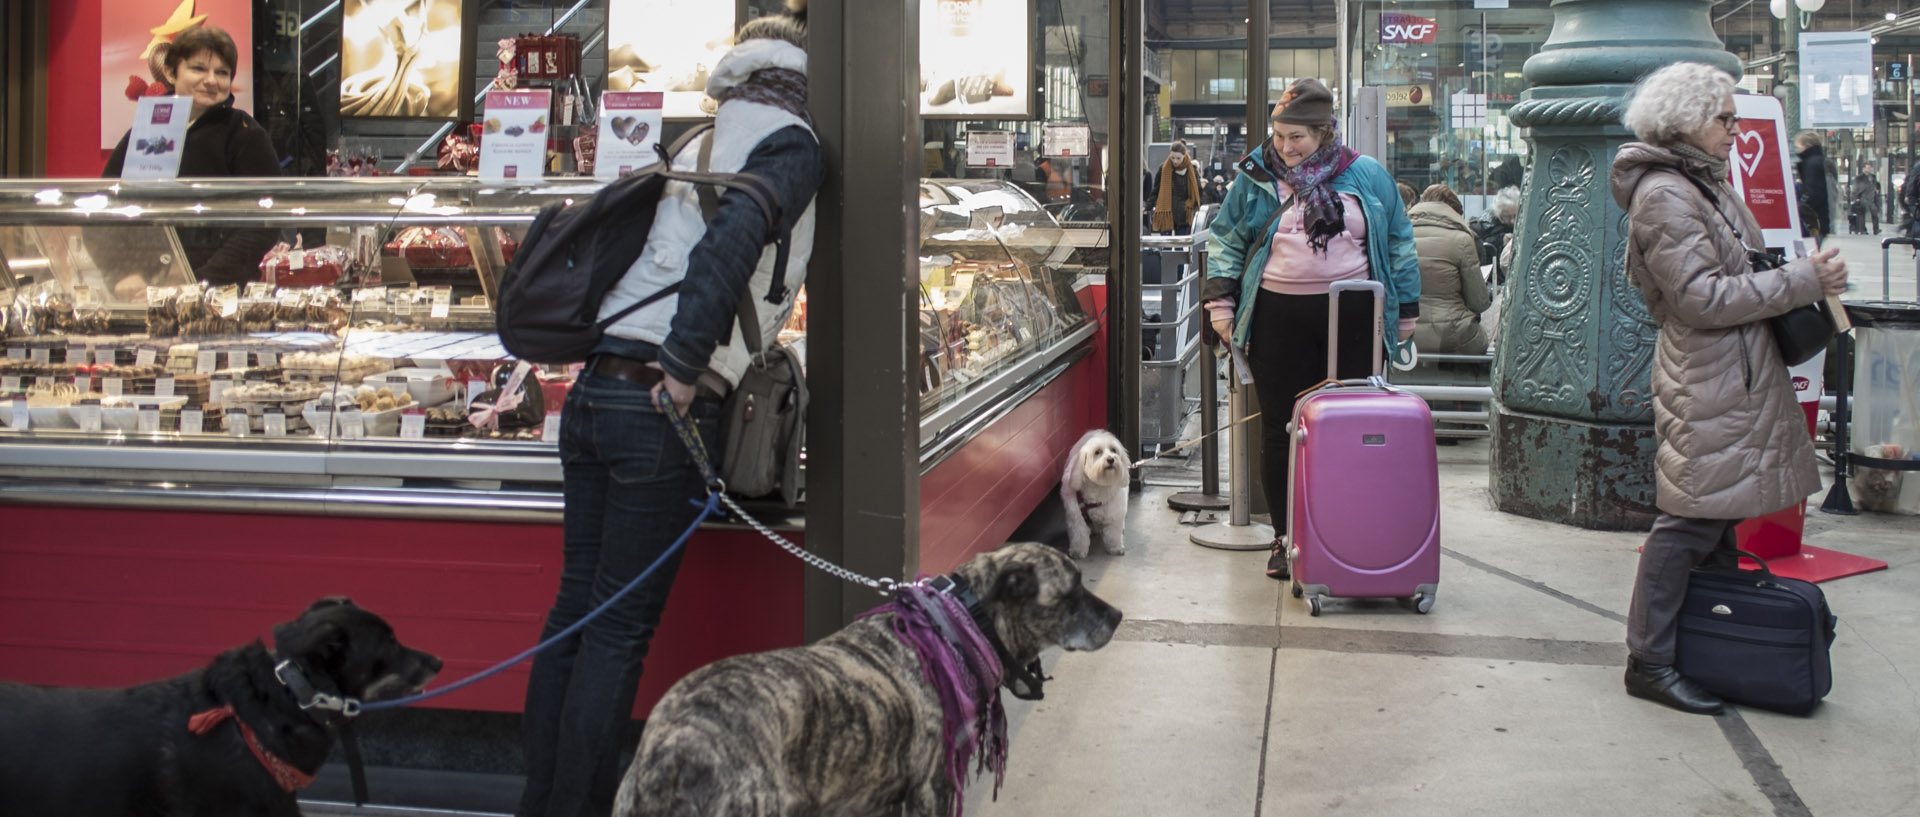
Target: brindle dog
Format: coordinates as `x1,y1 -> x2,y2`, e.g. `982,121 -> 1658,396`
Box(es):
614,542 -> 1123,817
0,597 -> 441,817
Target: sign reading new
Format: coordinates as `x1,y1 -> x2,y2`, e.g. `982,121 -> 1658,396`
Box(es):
1379,12 -> 1437,45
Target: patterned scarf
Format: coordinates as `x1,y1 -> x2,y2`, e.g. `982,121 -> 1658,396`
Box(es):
1670,142 -> 1731,189
1264,136 -> 1360,254
716,67 -> 811,127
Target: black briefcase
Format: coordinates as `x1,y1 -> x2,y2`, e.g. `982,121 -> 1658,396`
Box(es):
1675,551 -> 1838,715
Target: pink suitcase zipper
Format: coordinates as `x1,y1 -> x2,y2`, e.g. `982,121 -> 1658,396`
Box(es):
1286,280 -> 1441,615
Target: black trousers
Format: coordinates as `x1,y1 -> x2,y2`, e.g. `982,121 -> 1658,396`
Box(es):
1627,514 -> 1743,665
1246,288 -> 1375,531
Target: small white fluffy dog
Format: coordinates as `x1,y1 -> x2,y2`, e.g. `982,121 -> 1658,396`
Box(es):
1062,429 -> 1130,559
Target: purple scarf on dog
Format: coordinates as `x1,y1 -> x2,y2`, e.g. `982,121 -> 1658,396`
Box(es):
859,581 -> 1009,817
1264,135 -> 1359,254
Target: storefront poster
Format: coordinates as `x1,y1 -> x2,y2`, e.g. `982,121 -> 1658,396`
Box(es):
340,0 -> 473,119
1041,124 -> 1090,157
1385,85 -> 1433,108
1727,93 -> 1803,250
1799,32 -> 1874,129
965,131 -> 1016,167
595,92 -> 665,181
922,0 -> 1033,119
100,0 -> 252,150
606,0 -> 736,120
477,89 -> 552,183
119,97 -> 193,180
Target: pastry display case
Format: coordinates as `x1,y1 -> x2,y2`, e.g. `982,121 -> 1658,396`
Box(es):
0,177 -> 583,511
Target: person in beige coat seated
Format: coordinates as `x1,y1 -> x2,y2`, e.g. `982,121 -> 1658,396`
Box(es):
1407,184 -> 1490,356
1612,62 -> 1848,716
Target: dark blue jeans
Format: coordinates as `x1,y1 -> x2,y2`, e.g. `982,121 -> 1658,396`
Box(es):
517,372 -> 719,817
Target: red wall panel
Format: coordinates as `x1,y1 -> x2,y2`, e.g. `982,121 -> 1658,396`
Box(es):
0,507 -> 804,716
47,0 -> 110,177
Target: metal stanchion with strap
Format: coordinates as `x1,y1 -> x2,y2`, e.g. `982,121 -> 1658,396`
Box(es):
1188,344 -> 1275,550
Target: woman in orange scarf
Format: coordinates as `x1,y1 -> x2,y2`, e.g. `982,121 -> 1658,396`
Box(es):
1152,141 -> 1203,234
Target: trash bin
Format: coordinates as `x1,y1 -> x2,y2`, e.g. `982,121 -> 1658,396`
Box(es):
1847,301 -> 1920,514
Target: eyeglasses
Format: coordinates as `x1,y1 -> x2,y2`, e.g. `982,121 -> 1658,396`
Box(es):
1714,113 -> 1742,130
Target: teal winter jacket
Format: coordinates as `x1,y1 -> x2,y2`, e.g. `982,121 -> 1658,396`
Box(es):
1204,140 -> 1422,353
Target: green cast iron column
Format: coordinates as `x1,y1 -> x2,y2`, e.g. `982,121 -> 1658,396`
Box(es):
1491,0 -> 1740,530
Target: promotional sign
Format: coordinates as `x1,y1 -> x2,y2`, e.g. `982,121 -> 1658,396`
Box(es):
1384,84 -> 1432,108
595,91 -> 666,181
1041,123 -> 1090,157
477,89 -> 553,183
606,0 -> 736,120
1379,12 -> 1438,45
100,0 -> 253,150
1800,32 -> 1874,129
964,130 -> 1016,167
119,97 -> 192,180
340,0 -> 472,119
922,0 -> 1033,119
1726,93 -> 1804,250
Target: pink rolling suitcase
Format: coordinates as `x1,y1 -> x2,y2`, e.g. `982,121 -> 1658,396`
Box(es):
1286,280 -> 1441,615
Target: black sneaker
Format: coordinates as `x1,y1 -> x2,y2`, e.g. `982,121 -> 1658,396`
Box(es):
1265,538 -> 1289,580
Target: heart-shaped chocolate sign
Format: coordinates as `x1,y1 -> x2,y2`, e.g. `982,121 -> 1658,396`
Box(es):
1735,129 -> 1766,178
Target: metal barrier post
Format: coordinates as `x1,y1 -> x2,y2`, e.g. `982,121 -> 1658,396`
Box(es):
1190,350 -> 1274,550
1821,331 -> 1859,515
1169,233 -> 1227,511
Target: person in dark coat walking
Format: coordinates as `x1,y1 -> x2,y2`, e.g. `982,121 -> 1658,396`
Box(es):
1793,131 -> 1834,245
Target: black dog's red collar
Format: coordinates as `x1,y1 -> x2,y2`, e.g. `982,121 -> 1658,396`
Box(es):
187,705 -> 316,792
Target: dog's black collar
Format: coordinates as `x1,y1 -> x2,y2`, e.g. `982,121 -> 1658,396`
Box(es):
273,659 -> 362,719
927,574 -> 1052,701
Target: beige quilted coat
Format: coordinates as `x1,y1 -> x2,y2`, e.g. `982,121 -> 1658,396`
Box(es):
1610,142 -> 1824,519
1408,201 -> 1491,355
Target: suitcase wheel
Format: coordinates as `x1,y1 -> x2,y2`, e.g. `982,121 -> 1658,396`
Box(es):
1306,594 -> 1323,617
1411,591 -> 1435,615
1290,580 -> 1303,599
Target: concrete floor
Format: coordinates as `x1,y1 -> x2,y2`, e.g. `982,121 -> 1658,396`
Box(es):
958,436 -> 1919,817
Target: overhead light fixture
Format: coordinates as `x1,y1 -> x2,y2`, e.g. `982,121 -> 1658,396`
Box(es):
1890,11 -> 1900,20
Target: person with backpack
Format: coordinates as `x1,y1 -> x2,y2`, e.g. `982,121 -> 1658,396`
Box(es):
513,4 -> 824,817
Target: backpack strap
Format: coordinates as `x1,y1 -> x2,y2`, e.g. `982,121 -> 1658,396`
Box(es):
694,134 -> 766,358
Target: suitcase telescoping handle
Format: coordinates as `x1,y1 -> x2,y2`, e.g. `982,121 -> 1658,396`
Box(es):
1326,280 -> 1385,382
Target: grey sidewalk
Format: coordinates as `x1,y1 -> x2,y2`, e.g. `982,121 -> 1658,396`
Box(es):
965,437 -> 1919,817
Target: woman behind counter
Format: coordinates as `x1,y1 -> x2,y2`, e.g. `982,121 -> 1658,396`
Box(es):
103,24 -> 281,294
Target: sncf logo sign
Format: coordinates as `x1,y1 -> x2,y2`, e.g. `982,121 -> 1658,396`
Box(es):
1379,12 -> 1437,45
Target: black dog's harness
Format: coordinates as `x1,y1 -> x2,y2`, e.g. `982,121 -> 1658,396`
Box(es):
927,574 -> 1053,701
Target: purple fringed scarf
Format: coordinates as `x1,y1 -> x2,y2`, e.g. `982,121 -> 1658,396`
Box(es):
1264,136 -> 1359,254
717,67 -> 812,128
859,581 -> 1008,816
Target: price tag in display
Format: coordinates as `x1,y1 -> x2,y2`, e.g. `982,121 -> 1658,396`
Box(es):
340,408 -> 365,440
394,296 -> 414,318
72,400 -> 101,433
155,376 -> 176,398
210,375 -> 233,405
227,351 -> 248,371
263,408 -> 287,437
137,405 -> 161,434
136,347 -> 157,367
400,409 -> 426,440
30,347 -> 50,365
180,406 -> 204,434
74,374 -> 92,393
226,409 -> 249,437
194,350 -> 216,374
258,351 -> 278,368
10,398 -> 27,431
5,347 -> 23,360
67,345 -> 89,365
467,380 -> 488,408
103,377 -> 124,397
1,375 -> 18,392
311,404 -> 334,438
431,288 -> 452,319
543,411 -> 562,442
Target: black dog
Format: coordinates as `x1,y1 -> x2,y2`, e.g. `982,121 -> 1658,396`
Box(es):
0,597 -> 441,817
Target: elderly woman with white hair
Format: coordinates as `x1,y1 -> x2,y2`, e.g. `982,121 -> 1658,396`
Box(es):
1611,62 -> 1848,715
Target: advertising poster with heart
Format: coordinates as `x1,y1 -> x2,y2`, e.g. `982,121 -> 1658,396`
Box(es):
1726,94 -> 1802,250
120,97 -> 193,180
477,89 -> 553,183
595,92 -> 665,181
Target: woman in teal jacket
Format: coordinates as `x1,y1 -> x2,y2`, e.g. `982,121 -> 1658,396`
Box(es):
1202,78 -> 1422,579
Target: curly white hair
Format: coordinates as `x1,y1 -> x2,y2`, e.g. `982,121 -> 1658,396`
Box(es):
1621,62 -> 1737,146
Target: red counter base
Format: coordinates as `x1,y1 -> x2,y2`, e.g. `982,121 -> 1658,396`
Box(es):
1732,401 -> 1889,583
0,506 -> 804,716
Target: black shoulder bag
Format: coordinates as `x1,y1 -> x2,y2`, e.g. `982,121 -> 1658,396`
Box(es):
1670,172 -> 1836,366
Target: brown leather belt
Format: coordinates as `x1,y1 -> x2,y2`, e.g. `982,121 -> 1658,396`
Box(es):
585,353 -> 665,388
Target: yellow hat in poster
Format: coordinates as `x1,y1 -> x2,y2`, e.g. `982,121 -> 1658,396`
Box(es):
142,0 -> 209,60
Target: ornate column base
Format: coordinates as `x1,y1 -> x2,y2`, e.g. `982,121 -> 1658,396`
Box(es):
1489,403 -> 1658,531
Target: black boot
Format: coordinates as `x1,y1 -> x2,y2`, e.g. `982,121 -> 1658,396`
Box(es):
1625,657 -> 1724,715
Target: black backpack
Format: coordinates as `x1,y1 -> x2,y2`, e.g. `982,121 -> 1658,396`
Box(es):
496,123 -> 793,363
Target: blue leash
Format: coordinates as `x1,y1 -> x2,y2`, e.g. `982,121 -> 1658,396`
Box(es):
360,391 -> 718,713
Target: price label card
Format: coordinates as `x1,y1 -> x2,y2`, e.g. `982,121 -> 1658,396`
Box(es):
226,409 -> 249,437
137,405 -> 161,434
210,376 -> 233,405
121,96 -> 191,179
595,91 -> 666,181
467,380 -> 488,408
10,399 -> 27,431
67,346 -> 89,365
543,411 -> 562,441
74,375 -> 92,393
1,375 -> 18,392
155,376 -> 176,398
5,347 -> 23,360
30,347 -> 50,365
400,409 -> 426,440
311,404 -> 334,437
103,377 -> 124,397
72,402 -> 102,433
477,88 -> 554,183
180,406 -> 204,434
340,409 -> 365,440
227,351 -> 248,370
394,296 -> 414,317
136,347 -> 157,367
196,350 -> 217,374
263,409 -> 287,437
258,351 -> 278,368
430,288 -> 452,319
965,131 -> 1016,167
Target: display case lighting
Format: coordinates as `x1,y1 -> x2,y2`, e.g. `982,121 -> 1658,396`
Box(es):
73,195 -> 109,212
258,198 -> 274,208
33,189 -> 62,205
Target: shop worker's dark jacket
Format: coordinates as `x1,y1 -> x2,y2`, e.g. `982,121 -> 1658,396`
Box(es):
104,95 -> 283,287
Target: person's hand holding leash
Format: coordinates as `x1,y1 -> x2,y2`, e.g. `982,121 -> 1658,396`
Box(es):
1211,316 -> 1233,346
652,374 -> 696,417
